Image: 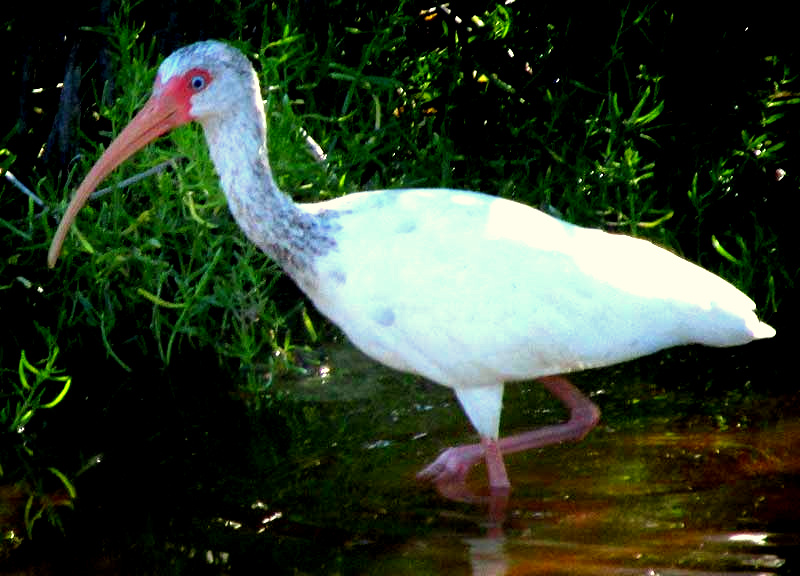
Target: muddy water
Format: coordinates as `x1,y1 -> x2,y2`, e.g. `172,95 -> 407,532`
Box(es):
3,341 -> 796,574
253,342 -> 797,575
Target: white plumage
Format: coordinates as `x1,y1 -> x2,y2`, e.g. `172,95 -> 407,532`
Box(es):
48,40 -> 775,492
305,188 -> 773,439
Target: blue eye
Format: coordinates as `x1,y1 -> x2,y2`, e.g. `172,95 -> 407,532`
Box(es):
191,75 -> 206,91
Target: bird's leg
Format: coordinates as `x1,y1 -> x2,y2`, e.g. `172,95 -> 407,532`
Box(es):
417,375 -> 600,488
496,375 -> 600,456
483,437 -> 510,489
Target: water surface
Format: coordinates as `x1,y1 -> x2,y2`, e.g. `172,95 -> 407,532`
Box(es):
3,340 -> 796,575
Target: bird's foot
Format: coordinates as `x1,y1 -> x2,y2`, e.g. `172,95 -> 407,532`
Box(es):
418,442 -> 512,525
417,443 -> 484,486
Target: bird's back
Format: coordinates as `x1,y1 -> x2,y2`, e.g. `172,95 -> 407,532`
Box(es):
303,189 -> 774,388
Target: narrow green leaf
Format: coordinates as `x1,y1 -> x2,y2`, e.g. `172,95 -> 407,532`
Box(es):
41,376 -> 71,409
18,351 -> 34,389
629,86 -> 651,123
633,100 -> 664,126
48,467 -> 78,499
302,307 -> 318,343
137,288 -> 186,309
711,235 -> 741,264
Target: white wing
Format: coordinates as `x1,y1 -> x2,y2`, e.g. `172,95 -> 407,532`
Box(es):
304,189 -> 773,389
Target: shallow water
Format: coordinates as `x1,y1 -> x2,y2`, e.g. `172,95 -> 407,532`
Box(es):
2,340 -> 796,574
370,425 -> 800,575
271,344 -> 797,575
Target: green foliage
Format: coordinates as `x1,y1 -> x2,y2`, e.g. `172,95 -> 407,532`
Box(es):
9,345 -> 71,435
1,327 -> 75,546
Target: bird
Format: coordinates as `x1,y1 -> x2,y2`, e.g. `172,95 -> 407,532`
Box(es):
48,40 -> 776,494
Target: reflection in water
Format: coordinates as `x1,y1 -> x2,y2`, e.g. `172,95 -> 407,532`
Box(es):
9,342 -> 791,573
465,533 -> 509,576
267,343 -> 797,574
413,422 -> 797,575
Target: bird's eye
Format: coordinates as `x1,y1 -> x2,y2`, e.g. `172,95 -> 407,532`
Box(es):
190,75 -> 207,91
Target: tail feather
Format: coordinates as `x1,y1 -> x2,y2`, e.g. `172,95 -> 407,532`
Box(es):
748,318 -> 776,340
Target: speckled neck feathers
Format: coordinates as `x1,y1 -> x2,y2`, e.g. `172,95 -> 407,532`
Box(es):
168,41 -> 336,288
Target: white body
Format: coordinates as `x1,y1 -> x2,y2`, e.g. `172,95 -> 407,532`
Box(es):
51,41 -> 774,453
299,188 -> 773,437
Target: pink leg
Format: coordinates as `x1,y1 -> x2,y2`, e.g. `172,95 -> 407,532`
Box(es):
484,437 -> 510,489
417,375 -> 601,488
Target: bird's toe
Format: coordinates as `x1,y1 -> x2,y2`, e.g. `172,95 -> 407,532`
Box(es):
417,444 -> 484,485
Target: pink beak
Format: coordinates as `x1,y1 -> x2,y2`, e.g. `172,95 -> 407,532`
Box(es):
47,84 -> 188,268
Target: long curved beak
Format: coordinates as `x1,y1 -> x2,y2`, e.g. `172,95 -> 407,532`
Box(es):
47,89 -> 185,268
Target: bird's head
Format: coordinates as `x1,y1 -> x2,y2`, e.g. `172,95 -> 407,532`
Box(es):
47,41 -> 259,268
156,40 -> 259,125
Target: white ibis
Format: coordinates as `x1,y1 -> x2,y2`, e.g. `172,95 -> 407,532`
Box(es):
48,40 -> 775,493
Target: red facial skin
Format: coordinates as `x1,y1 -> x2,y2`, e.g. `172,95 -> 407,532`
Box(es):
47,68 -> 212,268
